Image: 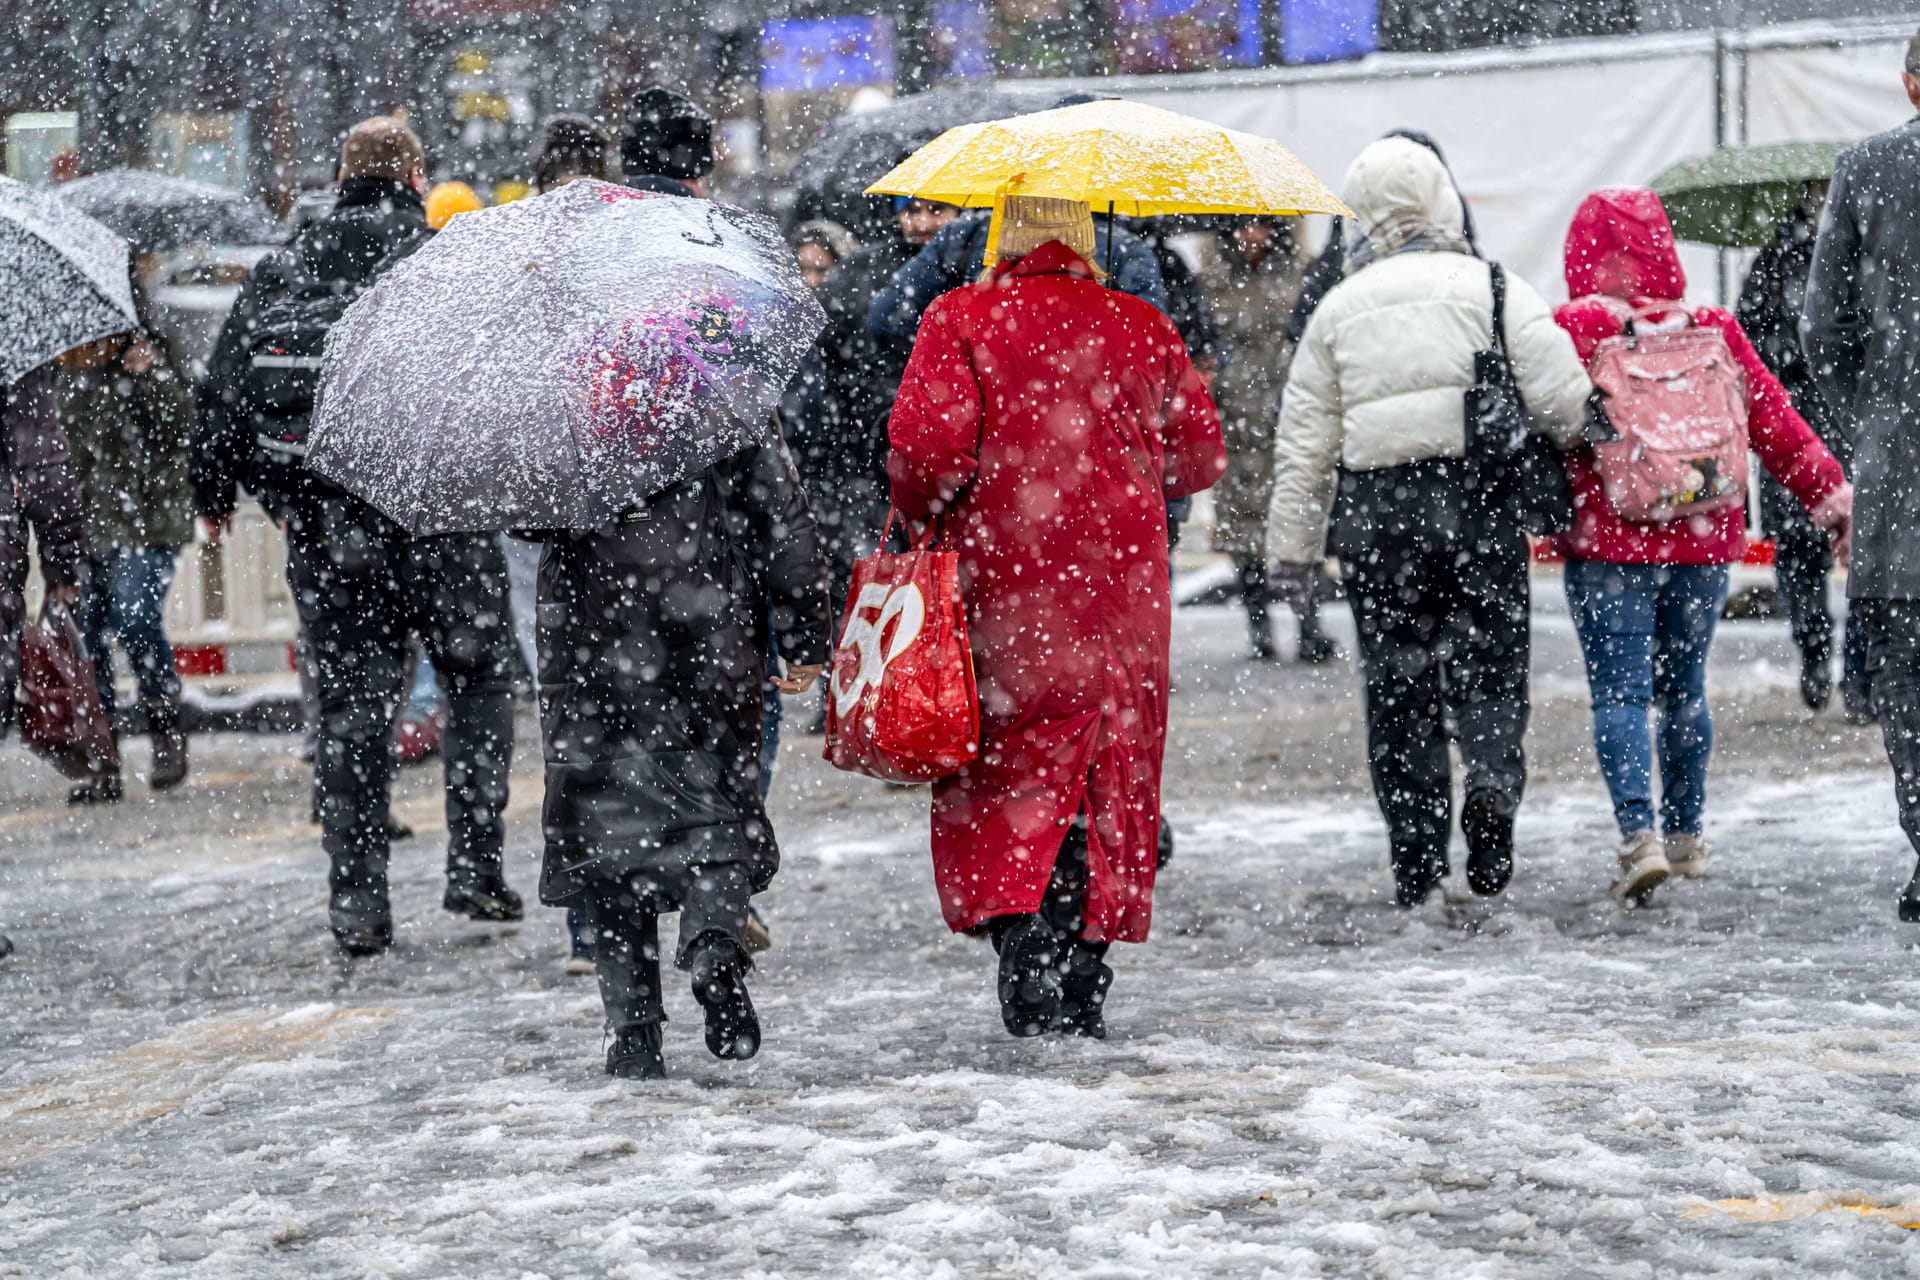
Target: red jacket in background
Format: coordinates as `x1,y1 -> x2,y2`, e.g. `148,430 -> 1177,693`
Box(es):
1551,187 -> 1845,566
888,241 -> 1225,943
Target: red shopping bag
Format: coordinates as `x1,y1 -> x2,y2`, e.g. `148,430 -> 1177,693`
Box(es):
823,514 -> 979,782
19,601 -> 119,780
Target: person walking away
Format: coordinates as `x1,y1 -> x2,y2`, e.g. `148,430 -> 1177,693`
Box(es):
537,425 -> 827,1079
56,329 -> 194,802
1270,137 -> 1591,908
791,197 -> 958,736
1737,186 -> 1869,719
888,196 -> 1225,1039
194,117 -> 522,956
1801,36 -> 1920,920
1555,188 -> 1851,902
1195,217 -> 1330,663
1,360 -> 87,961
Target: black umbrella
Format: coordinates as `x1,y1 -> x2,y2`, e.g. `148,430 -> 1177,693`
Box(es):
787,88 -> 1052,241
56,169 -> 283,253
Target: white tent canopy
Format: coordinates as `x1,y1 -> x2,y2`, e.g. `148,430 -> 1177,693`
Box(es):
1012,15 -> 1920,302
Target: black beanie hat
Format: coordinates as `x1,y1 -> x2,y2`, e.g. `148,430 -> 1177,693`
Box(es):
621,86 -> 715,181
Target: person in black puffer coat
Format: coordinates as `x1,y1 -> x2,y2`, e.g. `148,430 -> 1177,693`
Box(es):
194,117 -> 522,957
537,428 -> 828,1081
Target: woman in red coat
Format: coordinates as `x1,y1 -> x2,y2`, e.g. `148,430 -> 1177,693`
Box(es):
1553,188 -> 1852,901
887,195 -> 1225,1040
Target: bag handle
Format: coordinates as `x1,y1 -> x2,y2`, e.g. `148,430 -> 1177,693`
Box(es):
1488,261 -> 1510,356
880,506 -> 943,554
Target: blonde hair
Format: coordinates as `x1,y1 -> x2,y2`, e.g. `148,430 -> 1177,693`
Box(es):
340,116 -> 426,184
984,195 -> 1106,280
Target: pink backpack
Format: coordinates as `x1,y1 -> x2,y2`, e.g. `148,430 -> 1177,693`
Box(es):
1583,301 -> 1750,524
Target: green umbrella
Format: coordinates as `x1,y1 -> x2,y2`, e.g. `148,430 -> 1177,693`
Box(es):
1650,140 -> 1851,248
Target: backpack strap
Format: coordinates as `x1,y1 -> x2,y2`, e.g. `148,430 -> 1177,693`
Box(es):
1488,261 -> 1510,356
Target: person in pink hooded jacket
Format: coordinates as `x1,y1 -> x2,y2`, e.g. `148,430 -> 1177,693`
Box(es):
1553,188 -> 1852,902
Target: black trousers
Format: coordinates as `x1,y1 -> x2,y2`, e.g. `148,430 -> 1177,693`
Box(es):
286,493 -> 517,906
1858,598 -> 1920,861
1341,531 -> 1530,880
583,866 -> 752,1030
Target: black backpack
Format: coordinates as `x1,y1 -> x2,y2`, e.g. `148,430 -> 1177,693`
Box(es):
241,267 -> 367,467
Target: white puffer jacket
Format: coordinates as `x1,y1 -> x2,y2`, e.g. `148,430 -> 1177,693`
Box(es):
1268,138 -> 1592,563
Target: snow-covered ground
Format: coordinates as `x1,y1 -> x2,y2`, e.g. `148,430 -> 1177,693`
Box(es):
4,588 -> 1917,1277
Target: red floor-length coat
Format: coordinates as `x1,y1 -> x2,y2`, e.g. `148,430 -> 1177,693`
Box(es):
887,241 -> 1226,943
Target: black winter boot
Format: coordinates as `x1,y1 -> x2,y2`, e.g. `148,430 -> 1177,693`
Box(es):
1056,941 -> 1113,1039
688,933 -> 759,1060
991,915 -> 1062,1037
68,765 -> 124,806
146,696 -> 188,791
1799,646 -> 1834,712
329,854 -> 392,957
1900,861 -> 1920,924
443,879 -> 524,922
606,1023 -> 667,1079
1391,848 -> 1446,909
1462,792 -> 1515,898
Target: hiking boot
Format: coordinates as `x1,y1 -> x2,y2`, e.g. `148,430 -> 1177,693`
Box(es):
1663,832 -> 1711,879
443,878 -> 524,923
606,1023 -> 667,1079
147,697 -> 188,791
68,768 -> 123,806
1799,649 -> 1833,712
688,935 -> 759,1061
992,915 -> 1062,1038
1462,792 -> 1515,898
1610,831 -> 1670,904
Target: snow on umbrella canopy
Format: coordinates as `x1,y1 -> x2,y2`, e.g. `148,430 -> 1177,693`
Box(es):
865,98 -> 1351,263
1650,140 -> 1851,249
0,176 -> 137,385
305,180 -> 826,536
56,169 -> 284,253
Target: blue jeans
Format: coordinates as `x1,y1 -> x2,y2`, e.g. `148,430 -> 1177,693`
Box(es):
81,547 -> 181,720
1564,558 -> 1730,839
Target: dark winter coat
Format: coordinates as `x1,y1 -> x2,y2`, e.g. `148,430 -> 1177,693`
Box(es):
887,242 -> 1225,943
2,364 -> 86,730
194,178 -> 429,519
1802,116 -> 1920,600
536,429 -> 829,906
58,343 -> 195,551
866,210 -> 1168,355
1738,202 -> 1853,541
791,236 -> 919,502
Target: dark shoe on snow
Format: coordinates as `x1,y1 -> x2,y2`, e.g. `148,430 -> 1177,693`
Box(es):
689,937 -> 760,1061
1799,650 -> 1834,712
147,699 -> 188,790
0,934 -> 12,960
330,897 -> 393,957
443,879 -> 524,923
606,1023 -> 667,1079
1901,863 -> 1920,924
1250,630 -> 1279,662
993,916 -> 1062,1038
1156,817 -> 1174,871
1296,632 -> 1339,665
1056,948 -> 1113,1039
1391,856 -> 1445,909
68,769 -> 124,806
1462,793 -> 1515,897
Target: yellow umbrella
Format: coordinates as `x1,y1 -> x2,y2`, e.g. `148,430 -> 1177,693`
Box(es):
864,98 -> 1351,266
